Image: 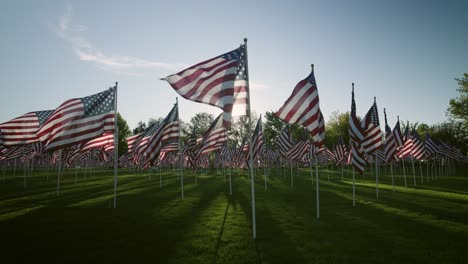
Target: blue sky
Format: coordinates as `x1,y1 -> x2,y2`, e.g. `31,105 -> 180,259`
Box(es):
1,0 -> 467,131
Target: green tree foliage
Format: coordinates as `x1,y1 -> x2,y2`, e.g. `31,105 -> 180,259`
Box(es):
262,111 -> 306,148
447,73 -> 468,126
117,113 -> 131,156
325,111 -> 350,149
229,113 -> 258,147
183,112 -> 214,138
430,120 -> 467,155
132,121 -> 147,135
263,111 -> 284,148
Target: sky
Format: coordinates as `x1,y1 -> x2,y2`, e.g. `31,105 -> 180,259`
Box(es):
1,0 -> 467,132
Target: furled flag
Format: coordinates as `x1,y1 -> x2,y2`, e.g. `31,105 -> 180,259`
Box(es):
276,65 -> 324,144
196,113 -> 227,157
361,97 -> 382,154
247,116 -> 264,162
36,86 -> 116,152
0,110 -> 54,146
411,130 -> 425,161
142,103 -> 179,168
392,117 -> 403,147
383,109 -> 397,163
276,126 -> 293,158
348,85 -> 366,174
162,44 -> 248,129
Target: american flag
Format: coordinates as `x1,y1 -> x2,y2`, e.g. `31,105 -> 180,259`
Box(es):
438,142 -> 466,162
411,130 -> 425,160
383,109 -> 397,163
425,132 -> 439,157
392,117 -> 403,147
348,85 -> 366,174
196,113 -> 227,157
36,86 -> 115,152
126,134 -> 142,162
234,137 -> 248,167
133,123 -> 163,165
276,66 -> 324,144
142,103 -> 179,169
286,130 -> 310,162
0,110 -> 54,146
81,133 -> 114,152
163,45 -> 248,129
397,125 -> 413,159
334,136 -> 348,165
361,98 -> 382,155
247,116 -> 264,162
185,130 -> 198,169
276,126 -> 293,159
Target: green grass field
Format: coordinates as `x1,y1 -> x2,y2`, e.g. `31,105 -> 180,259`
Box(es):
1,164 -> 467,263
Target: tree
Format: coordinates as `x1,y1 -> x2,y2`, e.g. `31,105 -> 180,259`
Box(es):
229,112 -> 258,147
325,111 -> 350,149
132,121 -> 147,135
183,112 -> 214,138
263,111 -> 285,148
430,120 -> 468,155
117,113 -> 131,156
447,73 -> 468,126
148,117 -> 164,127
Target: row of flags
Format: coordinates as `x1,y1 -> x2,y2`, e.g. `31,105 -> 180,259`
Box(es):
1,40 -> 466,171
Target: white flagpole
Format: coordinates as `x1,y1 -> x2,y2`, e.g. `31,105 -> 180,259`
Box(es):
315,156 -> 320,219
402,159 -> 407,188
411,156 -> 416,186
229,165 -> 232,195
352,167 -> 356,206
57,155 -> 61,196
176,98 -> 184,200
244,38 -> 257,239
419,161 -> 423,184
375,154 -> 379,198
113,82 -> 119,208
290,160 -> 293,187
390,162 -> 395,191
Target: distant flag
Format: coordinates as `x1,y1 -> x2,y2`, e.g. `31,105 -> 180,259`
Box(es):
81,133 -> 114,152
0,110 -> 54,146
425,132 -> 439,157
142,102 -> 179,168
286,130 -> 310,162
397,123 -> 413,159
276,126 -> 293,158
392,117 -> 403,147
196,113 -> 227,157
162,44 -> 248,129
383,109 -> 397,163
348,85 -> 366,174
361,98 -> 382,154
411,130 -> 425,161
36,86 -> 116,152
276,65 -> 324,144
334,136 -> 347,165
247,116 -> 264,161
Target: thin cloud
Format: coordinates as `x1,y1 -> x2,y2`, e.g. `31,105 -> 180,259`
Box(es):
52,5 -> 185,75
250,81 -> 269,91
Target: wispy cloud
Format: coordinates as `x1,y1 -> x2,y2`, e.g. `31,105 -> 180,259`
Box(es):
249,81 -> 269,91
52,5 -> 185,75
